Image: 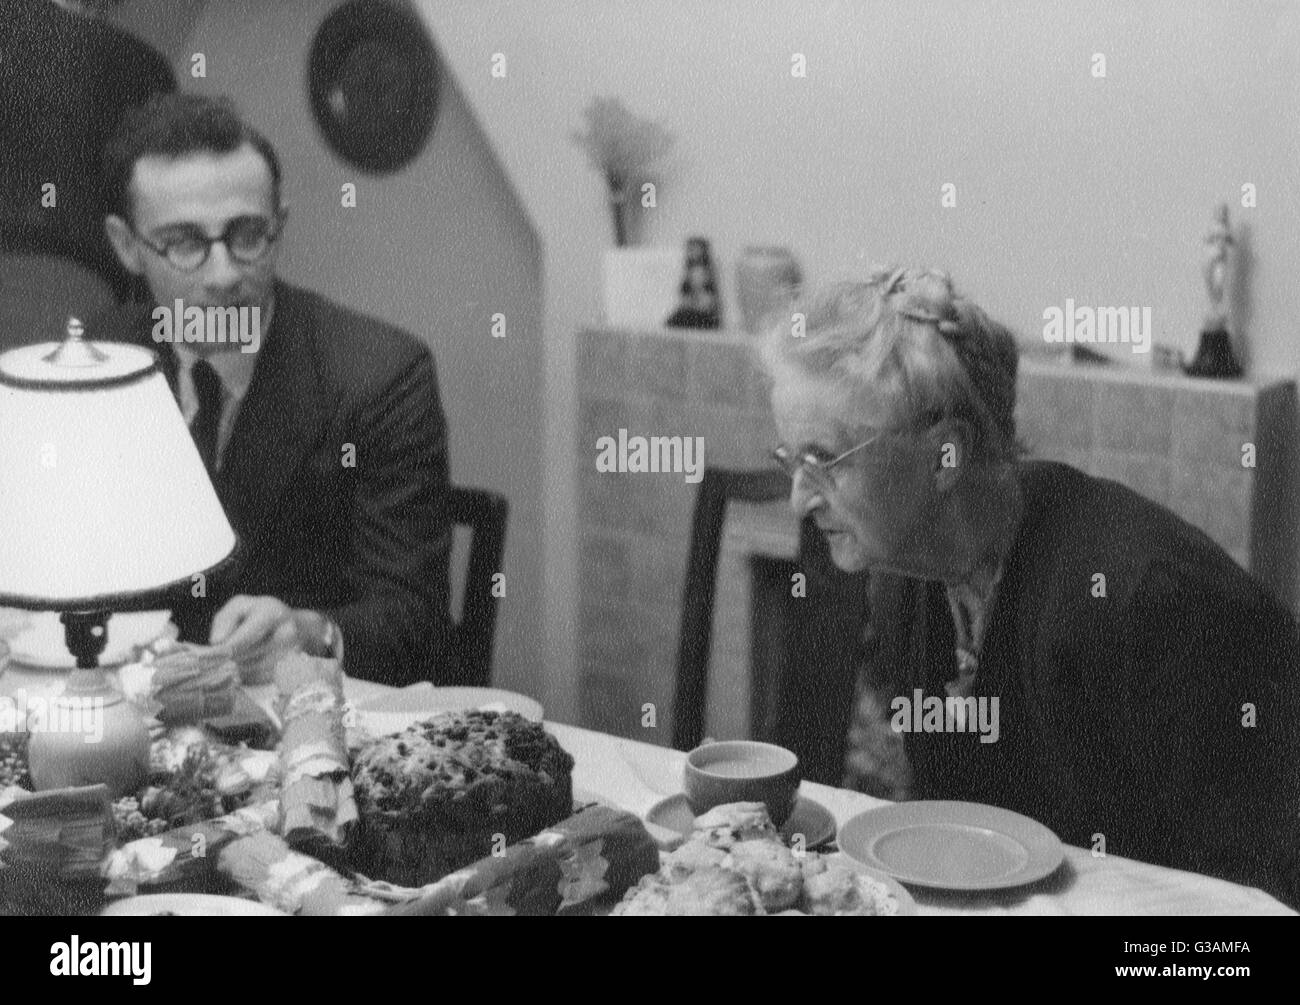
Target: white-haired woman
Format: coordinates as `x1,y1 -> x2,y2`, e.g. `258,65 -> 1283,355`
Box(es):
762,266 -> 1299,907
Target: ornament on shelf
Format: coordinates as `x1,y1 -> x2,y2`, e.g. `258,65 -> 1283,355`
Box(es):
571,96 -> 675,248
1185,203 -> 1243,379
735,246 -> 802,334
666,237 -> 721,329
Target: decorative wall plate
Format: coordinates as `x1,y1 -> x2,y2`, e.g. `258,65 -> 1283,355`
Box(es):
308,0 -> 440,174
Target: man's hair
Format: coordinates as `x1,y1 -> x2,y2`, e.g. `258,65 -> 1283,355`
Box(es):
102,93 -> 282,219
760,266 -> 1023,465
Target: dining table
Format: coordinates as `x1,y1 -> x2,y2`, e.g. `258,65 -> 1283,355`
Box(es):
291,675 -> 1295,918
2,647 -> 1293,917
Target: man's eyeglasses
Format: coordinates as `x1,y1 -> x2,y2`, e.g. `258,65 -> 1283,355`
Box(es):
129,212 -> 285,272
771,430 -> 888,488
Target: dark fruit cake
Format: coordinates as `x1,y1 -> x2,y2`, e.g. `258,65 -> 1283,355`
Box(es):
350,710 -> 574,886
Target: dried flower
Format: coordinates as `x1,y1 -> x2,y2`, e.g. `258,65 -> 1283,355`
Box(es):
571,96 -> 675,246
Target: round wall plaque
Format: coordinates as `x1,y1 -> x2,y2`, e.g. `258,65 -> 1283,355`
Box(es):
307,0 -> 440,175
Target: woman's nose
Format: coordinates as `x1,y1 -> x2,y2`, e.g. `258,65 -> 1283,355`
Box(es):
789,469 -> 824,517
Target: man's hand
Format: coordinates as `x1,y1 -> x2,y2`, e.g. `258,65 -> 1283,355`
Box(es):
208,595 -> 333,683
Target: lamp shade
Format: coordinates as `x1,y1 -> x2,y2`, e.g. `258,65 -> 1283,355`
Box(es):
0,334 -> 237,609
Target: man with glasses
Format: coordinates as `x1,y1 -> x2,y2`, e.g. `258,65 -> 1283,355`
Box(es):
92,93 -> 456,687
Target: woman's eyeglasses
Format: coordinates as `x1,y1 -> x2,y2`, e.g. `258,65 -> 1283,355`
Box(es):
129,212 -> 286,272
770,430 -> 888,488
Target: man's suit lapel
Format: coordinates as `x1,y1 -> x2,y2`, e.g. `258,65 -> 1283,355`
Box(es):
216,285 -> 325,546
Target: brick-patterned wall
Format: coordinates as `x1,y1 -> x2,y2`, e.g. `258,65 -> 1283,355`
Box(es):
1016,358 -> 1296,602
575,328 -> 1297,745
576,327 -> 777,744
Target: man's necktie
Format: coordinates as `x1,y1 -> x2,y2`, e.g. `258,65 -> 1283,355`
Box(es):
190,358 -> 224,476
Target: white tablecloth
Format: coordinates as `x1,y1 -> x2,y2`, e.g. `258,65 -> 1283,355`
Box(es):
331,677 -> 1293,917
5,661 -> 1288,916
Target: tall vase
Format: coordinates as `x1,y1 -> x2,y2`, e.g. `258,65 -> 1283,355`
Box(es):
735,246 -> 802,334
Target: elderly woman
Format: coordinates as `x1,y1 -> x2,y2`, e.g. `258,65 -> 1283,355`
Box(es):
762,266 -> 1300,906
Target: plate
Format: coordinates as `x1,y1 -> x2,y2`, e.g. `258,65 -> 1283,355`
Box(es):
0,609 -> 175,669
355,684 -> 544,735
101,894 -> 287,917
837,800 -> 1065,891
645,792 -> 837,849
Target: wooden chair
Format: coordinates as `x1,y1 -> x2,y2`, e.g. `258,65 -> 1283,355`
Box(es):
672,466 -> 791,751
446,485 -> 509,687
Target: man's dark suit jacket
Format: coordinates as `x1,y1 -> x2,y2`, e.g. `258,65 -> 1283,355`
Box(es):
91,281 -> 456,686
774,460 -> 1300,907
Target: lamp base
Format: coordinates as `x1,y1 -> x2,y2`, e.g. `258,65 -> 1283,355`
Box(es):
25,610 -> 150,799
26,689 -> 150,799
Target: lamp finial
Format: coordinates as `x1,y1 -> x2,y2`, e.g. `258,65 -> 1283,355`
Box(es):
42,315 -> 109,367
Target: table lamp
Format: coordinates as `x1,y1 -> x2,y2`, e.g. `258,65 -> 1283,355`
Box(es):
0,318 -> 238,797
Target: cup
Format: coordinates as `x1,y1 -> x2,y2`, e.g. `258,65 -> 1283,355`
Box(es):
684,740 -> 801,827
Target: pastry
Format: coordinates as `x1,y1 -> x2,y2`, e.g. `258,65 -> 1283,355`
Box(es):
724,838 -> 802,911
614,866 -> 761,916
691,801 -> 779,848
800,860 -> 901,916
612,801 -> 901,917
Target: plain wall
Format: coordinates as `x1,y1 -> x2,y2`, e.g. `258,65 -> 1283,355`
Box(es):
113,0 -> 547,700
420,0 -> 1300,723
111,1 -> 1300,724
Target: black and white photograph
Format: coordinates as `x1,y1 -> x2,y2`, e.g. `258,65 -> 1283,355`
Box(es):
0,0 -> 1296,957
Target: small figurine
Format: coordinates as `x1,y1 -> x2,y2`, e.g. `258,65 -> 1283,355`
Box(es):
1202,203 -> 1233,328
666,237 -> 721,329
1185,203 -> 1243,378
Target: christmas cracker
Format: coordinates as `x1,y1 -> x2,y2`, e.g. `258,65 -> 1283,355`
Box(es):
273,653 -> 357,849
377,804 -> 660,916
218,830 -> 384,916
101,800 -> 280,895
118,641 -> 238,725
0,784 -> 116,882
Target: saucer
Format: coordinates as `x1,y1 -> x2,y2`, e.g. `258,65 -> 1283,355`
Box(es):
645,792 -> 837,848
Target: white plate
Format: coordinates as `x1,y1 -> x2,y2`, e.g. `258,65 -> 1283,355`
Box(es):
355,683 -> 544,735
0,609 -> 175,669
101,893 -> 287,917
837,800 -> 1065,891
